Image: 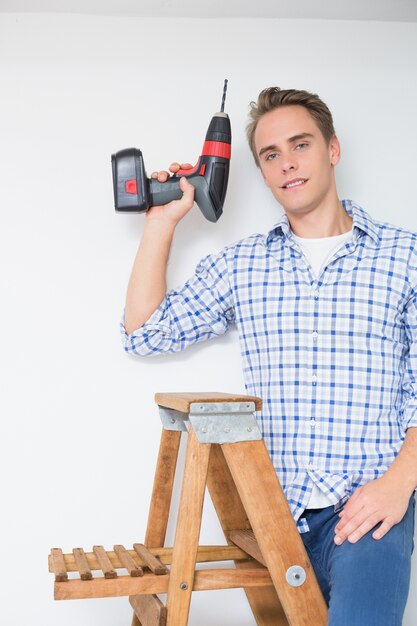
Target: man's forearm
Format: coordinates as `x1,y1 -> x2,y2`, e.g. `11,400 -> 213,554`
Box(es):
124,220 -> 175,334
124,174 -> 195,335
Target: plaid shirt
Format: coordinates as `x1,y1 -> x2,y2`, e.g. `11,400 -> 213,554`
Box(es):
122,200 -> 417,532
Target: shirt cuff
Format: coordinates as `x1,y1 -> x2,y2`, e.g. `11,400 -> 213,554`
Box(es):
120,301 -> 173,355
402,406 -> 417,431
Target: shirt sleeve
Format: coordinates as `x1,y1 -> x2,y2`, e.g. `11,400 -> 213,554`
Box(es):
121,248 -> 235,356
401,290 -> 417,430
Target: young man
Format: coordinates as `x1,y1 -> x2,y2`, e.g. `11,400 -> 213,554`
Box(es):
122,88 -> 417,625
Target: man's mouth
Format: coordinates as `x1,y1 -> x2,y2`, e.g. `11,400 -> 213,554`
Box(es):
281,178 -> 308,189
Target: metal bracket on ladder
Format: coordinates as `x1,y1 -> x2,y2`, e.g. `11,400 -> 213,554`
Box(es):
159,401 -> 262,444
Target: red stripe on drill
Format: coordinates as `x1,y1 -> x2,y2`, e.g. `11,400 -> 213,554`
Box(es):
175,142 -> 230,177
201,141 -> 231,159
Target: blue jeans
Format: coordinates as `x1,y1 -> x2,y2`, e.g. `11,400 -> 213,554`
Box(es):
300,495 -> 415,626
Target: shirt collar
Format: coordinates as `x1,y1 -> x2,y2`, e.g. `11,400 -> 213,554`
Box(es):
266,200 -> 380,246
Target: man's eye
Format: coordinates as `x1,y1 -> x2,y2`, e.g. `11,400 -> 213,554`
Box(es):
266,152 -> 279,160
295,143 -> 308,150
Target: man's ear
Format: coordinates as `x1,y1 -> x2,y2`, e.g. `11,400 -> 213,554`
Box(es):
329,135 -> 341,166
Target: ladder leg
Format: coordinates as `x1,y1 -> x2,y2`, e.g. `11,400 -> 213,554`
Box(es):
145,429 -> 182,547
166,427 -> 211,626
130,429 -> 182,625
222,440 -> 328,626
207,444 -> 288,626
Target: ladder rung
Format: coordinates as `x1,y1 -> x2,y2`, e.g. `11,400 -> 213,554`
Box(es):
54,566 -> 272,600
93,545 -> 118,579
130,594 -> 167,625
229,529 -> 266,566
73,547 -> 93,580
133,543 -> 168,575
51,548 -> 68,582
114,545 -> 143,577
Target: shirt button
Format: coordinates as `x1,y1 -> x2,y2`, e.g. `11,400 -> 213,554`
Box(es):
312,374 -> 317,384
310,419 -> 316,427
312,331 -> 318,340
313,289 -> 320,299
308,461 -> 314,468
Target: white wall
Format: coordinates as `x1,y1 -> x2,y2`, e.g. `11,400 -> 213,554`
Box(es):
0,13 -> 416,626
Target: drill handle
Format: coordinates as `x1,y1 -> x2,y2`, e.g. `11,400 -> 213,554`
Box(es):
149,176 -> 183,207
150,157 -> 227,223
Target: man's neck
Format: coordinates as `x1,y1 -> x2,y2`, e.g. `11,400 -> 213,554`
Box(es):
286,199 -> 353,239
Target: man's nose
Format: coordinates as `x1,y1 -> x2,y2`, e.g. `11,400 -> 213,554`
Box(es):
281,153 -> 297,173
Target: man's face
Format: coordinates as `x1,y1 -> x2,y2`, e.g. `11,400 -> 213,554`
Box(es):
254,105 -> 340,217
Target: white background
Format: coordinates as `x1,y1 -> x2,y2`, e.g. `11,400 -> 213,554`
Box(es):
0,12 -> 416,626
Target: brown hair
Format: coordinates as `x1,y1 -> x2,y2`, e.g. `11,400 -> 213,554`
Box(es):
246,87 -> 336,166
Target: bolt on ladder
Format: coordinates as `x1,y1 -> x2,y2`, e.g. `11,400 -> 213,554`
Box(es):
49,392 -> 328,625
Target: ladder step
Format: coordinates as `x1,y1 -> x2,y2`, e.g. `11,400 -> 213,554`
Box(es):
229,529 -> 266,566
93,545 -> 118,579
51,548 -> 68,582
73,547 -> 93,580
133,544 -> 168,575
114,545 -> 144,577
155,392 -> 262,413
49,545 -> 248,574
130,594 -> 167,626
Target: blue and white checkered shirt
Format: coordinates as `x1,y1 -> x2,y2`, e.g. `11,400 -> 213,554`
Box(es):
122,200 -> 417,532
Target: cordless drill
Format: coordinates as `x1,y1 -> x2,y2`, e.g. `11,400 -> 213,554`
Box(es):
111,80 -> 231,223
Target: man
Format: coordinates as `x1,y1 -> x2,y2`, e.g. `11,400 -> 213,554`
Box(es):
122,88 -> 417,625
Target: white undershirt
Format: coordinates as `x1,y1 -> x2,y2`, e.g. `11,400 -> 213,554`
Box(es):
291,228 -> 353,508
291,229 -> 353,280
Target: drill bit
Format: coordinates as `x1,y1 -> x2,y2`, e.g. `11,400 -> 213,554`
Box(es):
220,79 -> 228,112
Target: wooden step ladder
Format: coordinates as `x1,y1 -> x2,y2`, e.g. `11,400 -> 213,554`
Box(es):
48,392 -> 328,625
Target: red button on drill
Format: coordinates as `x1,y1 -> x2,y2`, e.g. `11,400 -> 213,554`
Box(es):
125,180 -> 138,194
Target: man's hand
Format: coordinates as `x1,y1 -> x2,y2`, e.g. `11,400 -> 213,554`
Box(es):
147,163 -> 194,226
334,474 -> 411,545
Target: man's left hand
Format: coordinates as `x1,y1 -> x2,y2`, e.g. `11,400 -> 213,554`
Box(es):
334,475 -> 411,545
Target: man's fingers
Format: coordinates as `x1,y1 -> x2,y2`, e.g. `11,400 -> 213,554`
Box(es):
372,520 -> 393,540
334,503 -> 378,540
151,170 -> 170,182
150,163 -> 194,181
339,515 -> 393,544
179,176 -> 195,203
346,514 -> 384,544
169,162 -> 193,173
334,508 -> 368,543
335,509 -> 394,545
335,498 -> 363,531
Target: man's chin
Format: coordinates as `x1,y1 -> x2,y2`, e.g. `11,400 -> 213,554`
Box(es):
279,200 -> 313,216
